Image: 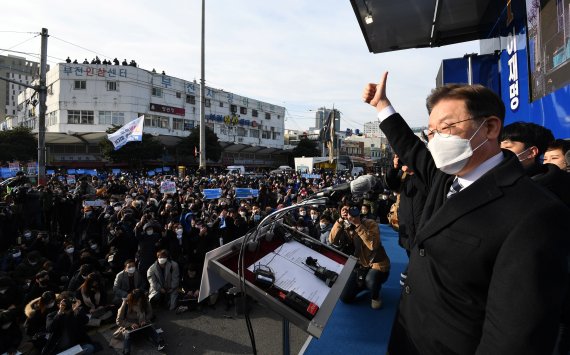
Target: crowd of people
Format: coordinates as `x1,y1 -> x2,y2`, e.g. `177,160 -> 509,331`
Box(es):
0,167 -> 396,354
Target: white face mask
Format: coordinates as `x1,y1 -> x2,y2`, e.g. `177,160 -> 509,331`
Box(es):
427,119 -> 488,175
310,214 -> 318,220
127,267 -> 136,274
176,229 -> 183,238
319,223 -> 327,229
299,211 -> 306,216
47,302 -> 55,308
158,257 -> 167,265
114,206 -> 121,212
516,147 -> 533,162
239,212 -> 246,217
65,247 -> 74,254
90,244 -> 98,250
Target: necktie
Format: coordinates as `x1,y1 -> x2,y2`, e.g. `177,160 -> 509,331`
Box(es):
446,177 -> 463,199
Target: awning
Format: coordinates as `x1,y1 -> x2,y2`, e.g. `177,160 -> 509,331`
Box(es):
350,0 -> 502,54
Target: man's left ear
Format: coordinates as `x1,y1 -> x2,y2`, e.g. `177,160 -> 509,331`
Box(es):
485,117 -> 502,140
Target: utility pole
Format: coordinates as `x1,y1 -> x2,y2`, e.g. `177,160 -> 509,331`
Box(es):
199,0 -> 206,170
38,28 -> 48,185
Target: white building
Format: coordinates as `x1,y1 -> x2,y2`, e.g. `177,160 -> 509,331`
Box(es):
363,121 -> 384,138
15,63 -> 286,166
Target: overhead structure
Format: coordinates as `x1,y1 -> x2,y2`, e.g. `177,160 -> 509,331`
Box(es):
350,0 -> 503,54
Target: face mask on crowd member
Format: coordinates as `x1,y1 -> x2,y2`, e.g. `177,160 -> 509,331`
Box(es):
125,260 -> 136,274
310,210 -> 319,221
176,227 -> 183,239
426,118 -> 488,175
157,250 -> 169,265
146,228 -> 154,236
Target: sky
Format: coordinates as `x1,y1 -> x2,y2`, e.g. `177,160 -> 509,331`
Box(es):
0,0 -> 479,132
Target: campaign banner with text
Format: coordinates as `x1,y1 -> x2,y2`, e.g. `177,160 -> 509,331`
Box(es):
107,115 -> 144,150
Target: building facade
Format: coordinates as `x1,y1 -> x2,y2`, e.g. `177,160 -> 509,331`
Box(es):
363,121 -> 384,137
0,55 -> 41,125
14,63 -> 286,166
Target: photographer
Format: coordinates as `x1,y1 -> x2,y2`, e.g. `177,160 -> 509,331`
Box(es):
43,297 -> 95,354
329,205 -> 390,309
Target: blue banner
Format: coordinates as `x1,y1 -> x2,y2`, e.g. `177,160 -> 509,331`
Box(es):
154,168 -> 163,173
46,170 -> 55,175
147,171 -> 155,176
203,189 -> 222,200
163,167 -> 171,172
112,169 -> 121,175
235,188 -> 253,199
0,168 -> 15,178
67,169 -> 76,174
251,189 -> 259,197
302,174 -> 321,179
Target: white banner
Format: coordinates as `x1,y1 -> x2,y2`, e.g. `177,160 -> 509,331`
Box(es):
107,115 -> 145,150
160,180 -> 177,194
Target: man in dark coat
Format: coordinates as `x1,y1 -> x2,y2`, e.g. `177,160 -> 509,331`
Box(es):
362,72 -> 570,354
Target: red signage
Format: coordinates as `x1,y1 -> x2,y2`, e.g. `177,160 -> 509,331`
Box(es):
149,103 -> 185,116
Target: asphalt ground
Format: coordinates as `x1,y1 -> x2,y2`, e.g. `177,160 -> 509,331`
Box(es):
91,298 -> 309,355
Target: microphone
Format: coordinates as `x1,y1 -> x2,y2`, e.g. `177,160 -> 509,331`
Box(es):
314,175 -> 377,199
314,182 -> 351,198
305,257 -> 338,287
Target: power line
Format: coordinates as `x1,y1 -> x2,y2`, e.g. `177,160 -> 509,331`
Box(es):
50,35 -> 113,60
0,33 -> 40,55
0,30 -> 39,34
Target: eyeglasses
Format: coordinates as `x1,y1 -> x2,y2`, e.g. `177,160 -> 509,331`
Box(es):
422,116 -> 485,140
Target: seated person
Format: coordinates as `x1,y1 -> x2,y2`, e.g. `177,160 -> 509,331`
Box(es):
113,259 -> 145,304
112,289 -> 165,354
24,270 -> 57,304
76,273 -> 113,325
43,297 -> 95,355
147,249 -> 180,311
67,264 -> 94,292
24,290 -> 58,351
0,308 -> 22,355
176,263 -> 201,313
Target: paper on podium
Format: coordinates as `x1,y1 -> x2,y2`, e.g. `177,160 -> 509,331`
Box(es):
247,240 -> 343,307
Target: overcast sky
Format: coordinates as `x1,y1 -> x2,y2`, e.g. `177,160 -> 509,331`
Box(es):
0,0 -> 479,131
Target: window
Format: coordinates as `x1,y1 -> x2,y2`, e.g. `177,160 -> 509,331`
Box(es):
262,130 -> 271,139
277,115 -> 281,120
219,102 -> 224,107
265,112 -> 271,120
152,87 -> 162,97
186,95 -> 195,105
68,110 -> 94,124
272,132 -> 281,140
230,104 -> 237,113
144,114 -> 169,129
173,118 -> 184,130
252,109 -> 258,117
98,111 -> 125,125
47,111 -> 57,126
240,107 -> 247,115
106,81 -> 118,91
237,127 -> 246,137
205,99 -> 211,107
250,129 -> 259,138
74,80 -> 86,90
176,92 -> 182,99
